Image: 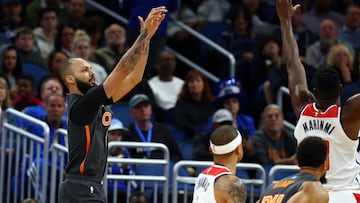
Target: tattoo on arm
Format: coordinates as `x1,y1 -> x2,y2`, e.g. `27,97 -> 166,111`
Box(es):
216,175 -> 247,203
117,30 -> 150,73
229,178 -> 247,203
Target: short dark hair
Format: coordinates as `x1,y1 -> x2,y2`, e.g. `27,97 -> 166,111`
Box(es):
129,191 -> 149,203
297,136 -> 327,168
315,67 -> 341,99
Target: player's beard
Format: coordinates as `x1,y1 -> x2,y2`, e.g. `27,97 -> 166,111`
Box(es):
320,174 -> 327,184
76,79 -> 94,94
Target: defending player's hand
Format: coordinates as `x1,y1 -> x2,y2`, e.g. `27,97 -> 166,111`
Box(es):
138,6 -> 168,40
276,0 -> 300,20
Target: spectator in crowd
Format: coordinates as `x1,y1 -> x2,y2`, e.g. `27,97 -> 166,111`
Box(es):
26,0 -> 67,28
121,0 -> 180,78
148,50 -> 184,122
0,76 -> 11,115
301,0 -> 344,35
216,6 -> 256,86
240,0 -> 279,37
258,136 -> 329,203
14,26 -> 46,68
213,77 -> 255,137
90,23 -> 127,74
251,104 -> 297,167
326,44 -> 357,84
107,118 -> 135,203
47,50 -> 69,94
174,70 -> 215,139
305,19 -> 341,70
11,75 -> 43,111
0,45 -> 23,99
273,0 -> 318,61
248,35 -> 289,124
72,30 -> 107,84
0,0 -> 27,41
54,23 -> 76,57
82,15 -> 105,53
123,94 -> 182,162
192,125 -> 247,203
193,108 -> 234,161
341,47 -> 360,104
22,93 -> 67,144
129,191 -> 150,203
33,8 -> 59,60
338,4 -> 360,52
61,0 -> 86,29
22,77 -> 65,121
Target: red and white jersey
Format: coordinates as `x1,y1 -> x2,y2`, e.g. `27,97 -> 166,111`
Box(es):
192,165 -> 232,203
294,103 -> 360,189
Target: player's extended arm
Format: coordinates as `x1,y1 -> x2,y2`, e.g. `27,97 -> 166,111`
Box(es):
287,181 -> 328,203
276,0 -> 314,118
214,175 -> 247,203
103,6 -> 168,102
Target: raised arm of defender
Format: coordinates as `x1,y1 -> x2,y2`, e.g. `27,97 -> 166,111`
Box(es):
276,0 -> 315,118
103,6 -> 168,102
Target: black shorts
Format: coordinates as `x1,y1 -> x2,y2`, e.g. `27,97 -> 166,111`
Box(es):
58,175 -> 106,203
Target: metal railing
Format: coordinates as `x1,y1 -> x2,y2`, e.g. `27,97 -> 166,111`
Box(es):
0,108 -> 50,203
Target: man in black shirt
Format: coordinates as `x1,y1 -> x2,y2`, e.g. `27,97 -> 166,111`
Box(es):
57,6 -> 168,203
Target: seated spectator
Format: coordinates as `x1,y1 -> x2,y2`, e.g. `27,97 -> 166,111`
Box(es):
0,0 -> 28,41
338,4 -> 360,52
33,8 -> 59,60
301,0 -> 344,35
123,94 -> 182,162
0,76 -> 11,115
0,45 -> 23,99
216,6 -> 256,83
193,108 -> 234,161
148,50 -> 184,122
326,44 -> 357,84
14,26 -> 46,68
212,77 -> 255,138
90,23 -> 128,74
60,0 -> 87,29
251,104 -> 297,167
173,70 -> 215,139
47,50 -> 69,94
11,75 -> 43,111
26,0 -> 67,28
23,77 -> 65,120
54,23 -> 76,57
72,30 -> 107,84
107,118 -> 135,203
305,19 -> 342,70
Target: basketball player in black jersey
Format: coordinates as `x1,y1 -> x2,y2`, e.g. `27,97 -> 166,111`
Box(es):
57,6 -> 168,203
258,136 -> 329,203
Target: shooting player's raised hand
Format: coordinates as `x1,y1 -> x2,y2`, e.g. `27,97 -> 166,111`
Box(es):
138,6 -> 168,41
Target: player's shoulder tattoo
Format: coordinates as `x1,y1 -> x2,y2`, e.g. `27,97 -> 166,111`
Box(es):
215,174 -> 247,203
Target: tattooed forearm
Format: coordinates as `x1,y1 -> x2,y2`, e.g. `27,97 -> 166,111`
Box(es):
229,178 -> 247,203
116,30 -> 150,73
